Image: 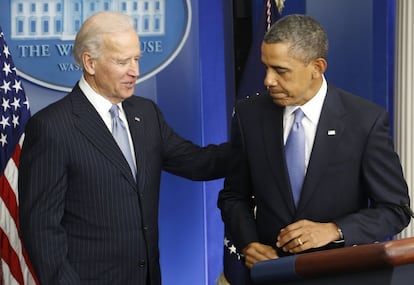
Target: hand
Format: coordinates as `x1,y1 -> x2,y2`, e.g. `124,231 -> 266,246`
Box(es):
276,220 -> 340,254
242,242 -> 278,268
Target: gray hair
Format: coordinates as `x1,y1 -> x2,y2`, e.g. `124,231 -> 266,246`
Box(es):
264,14 -> 328,64
73,11 -> 135,68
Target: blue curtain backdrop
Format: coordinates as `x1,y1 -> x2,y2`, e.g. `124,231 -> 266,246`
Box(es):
157,0 -> 233,284
306,0 -> 395,120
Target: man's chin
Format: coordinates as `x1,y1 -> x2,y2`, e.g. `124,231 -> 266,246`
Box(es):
270,94 -> 289,106
119,93 -> 134,101
271,98 -> 289,106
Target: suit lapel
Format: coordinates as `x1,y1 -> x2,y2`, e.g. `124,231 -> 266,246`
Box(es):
70,85 -> 136,187
297,86 -> 346,211
261,102 -> 296,214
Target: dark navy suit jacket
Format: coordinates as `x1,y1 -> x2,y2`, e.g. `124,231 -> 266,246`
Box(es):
19,84 -> 231,284
218,84 -> 410,258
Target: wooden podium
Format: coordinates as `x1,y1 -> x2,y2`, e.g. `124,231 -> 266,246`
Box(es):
251,237 -> 414,285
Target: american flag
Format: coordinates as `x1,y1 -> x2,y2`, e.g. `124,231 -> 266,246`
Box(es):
0,26 -> 38,285
236,0 -> 283,101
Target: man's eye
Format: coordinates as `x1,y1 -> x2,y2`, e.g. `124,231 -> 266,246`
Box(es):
276,68 -> 287,74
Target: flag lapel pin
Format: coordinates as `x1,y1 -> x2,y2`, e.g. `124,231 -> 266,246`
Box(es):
327,130 -> 336,136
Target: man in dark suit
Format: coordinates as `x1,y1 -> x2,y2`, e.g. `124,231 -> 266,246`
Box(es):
18,11 -> 230,285
218,14 -> 411,273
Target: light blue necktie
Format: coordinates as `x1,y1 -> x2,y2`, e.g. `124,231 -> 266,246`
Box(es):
109,105 -> 136,179
285,108 -> 305,207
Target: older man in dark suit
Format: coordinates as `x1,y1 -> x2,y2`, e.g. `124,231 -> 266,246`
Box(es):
18,11 -> 230,285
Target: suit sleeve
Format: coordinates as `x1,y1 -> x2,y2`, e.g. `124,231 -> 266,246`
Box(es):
334,110 -> 411,246
18,116 -> 81,285
152,101 -> 232,180
217,110 -> 258,251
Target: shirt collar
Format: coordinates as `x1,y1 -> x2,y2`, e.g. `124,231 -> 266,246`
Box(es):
79,75 -> 121,116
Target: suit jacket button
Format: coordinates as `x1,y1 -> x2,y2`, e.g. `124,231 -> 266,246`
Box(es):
139,260 -> 146,268
143,226 -> 148,231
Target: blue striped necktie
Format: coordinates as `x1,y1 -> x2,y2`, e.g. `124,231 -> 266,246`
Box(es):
109,105 -> 136,179
285,108 -> 305,208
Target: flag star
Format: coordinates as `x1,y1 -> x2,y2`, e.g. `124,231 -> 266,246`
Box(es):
3,62 -> 12,77
3,43 -> 10,59
1,79 -> 11,94
2,97 -> 10,112
12,114 -> 20,128
11,97 -> 20,110
0,115 -> 10,129
0,132 -> 7,147
224,237 -> 230,247
12,79 -> 22,93
228,244 -> 237,255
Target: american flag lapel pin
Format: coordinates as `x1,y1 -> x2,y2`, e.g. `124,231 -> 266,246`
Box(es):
327,129 -> 336,136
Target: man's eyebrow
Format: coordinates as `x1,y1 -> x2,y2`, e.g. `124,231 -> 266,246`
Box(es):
274,65 -> 289,70
113,55 -> 141,61
262,61 -> 287,69
267,64 -> 290,71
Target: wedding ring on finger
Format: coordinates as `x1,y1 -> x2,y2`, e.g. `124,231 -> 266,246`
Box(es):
297,238 -> 303,246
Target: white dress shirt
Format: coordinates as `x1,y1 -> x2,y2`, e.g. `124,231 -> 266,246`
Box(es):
79,76 -> 137,169
283,76 -> 328,172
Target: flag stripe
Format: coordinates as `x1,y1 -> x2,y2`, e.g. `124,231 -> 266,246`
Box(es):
2,163 -> 20,228
0,134 -> 38,285
1,256 -> 20,285
0,227 -> 25,284
11,138 -> 22,168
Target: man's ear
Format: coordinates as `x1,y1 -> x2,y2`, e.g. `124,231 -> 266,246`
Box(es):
311,58 -> 327,78
82,52 -> 96,75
